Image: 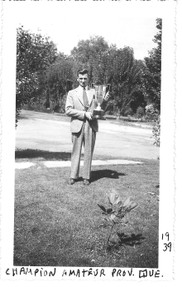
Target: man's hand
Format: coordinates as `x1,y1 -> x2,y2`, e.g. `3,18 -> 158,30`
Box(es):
85,111 -> 93,121
104,91 -> 110,102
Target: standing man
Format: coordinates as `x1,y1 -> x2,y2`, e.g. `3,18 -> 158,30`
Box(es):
65,69 -> 109,185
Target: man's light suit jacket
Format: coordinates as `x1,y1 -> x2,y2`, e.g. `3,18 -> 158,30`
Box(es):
65,86 -> 98,134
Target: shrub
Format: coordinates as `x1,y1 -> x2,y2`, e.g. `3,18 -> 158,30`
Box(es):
145,104 -> 159,121
123,107 -> 133,117
153,116 -> 160,147
136,106 -> 145,118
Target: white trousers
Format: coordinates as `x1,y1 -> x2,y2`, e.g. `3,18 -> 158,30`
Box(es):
71,121 -> 96,180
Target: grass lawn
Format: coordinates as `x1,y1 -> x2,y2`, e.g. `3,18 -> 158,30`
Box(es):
14,159 -> 159,267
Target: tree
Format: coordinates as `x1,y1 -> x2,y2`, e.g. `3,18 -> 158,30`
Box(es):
105,47 -> 146,116
71,38 -> 146,116
71,36 -> 109,85
142,19 -> 162,146
143,18 -> 162,112
16,26 -> 57,124
45,54 -> 74,112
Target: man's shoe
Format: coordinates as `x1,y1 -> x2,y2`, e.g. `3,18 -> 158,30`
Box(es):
69,178 -> 76,185
83,179 -> 90,186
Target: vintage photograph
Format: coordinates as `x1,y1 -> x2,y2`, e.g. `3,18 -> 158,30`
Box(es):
14,3 -> 160,268
1,0 -> 180,282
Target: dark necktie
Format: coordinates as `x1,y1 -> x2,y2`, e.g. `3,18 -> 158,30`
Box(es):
83,88 -> 89,110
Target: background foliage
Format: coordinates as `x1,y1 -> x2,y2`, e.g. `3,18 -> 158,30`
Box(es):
16,19 -> 162,144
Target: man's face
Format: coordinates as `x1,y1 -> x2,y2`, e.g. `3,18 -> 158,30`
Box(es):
77,73 -> 88,88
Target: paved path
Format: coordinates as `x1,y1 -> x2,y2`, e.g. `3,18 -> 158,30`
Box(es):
15,159 -> 143,169
16,110 -> 159,161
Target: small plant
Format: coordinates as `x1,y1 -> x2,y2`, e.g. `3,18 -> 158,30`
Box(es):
98,189 -> 138,249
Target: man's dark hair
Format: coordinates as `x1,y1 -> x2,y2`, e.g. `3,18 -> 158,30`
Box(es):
77,69 -> 88,76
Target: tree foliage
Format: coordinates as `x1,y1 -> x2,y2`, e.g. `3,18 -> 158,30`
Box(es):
16,27 -> 57,123
71,37 -> 146,116
108,48 -> 146,115
16,21 -> 162,125
142,19 -> 162,146
71,36 -> 109,85
143,18 -> 162,112
45,54 -> 74,112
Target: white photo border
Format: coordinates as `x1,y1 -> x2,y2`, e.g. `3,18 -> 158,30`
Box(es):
0,0 -> 180,286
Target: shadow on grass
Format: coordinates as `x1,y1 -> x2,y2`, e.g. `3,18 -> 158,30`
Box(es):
15,149 -> 71,161
107,233 -> 145,252
91,169 -> 125,182
117,232 -> 145,246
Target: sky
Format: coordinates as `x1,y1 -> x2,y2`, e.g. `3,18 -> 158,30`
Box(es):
10,2 -> 158,59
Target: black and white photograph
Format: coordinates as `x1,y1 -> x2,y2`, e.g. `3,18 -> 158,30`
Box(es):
0,0 -> 181,285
